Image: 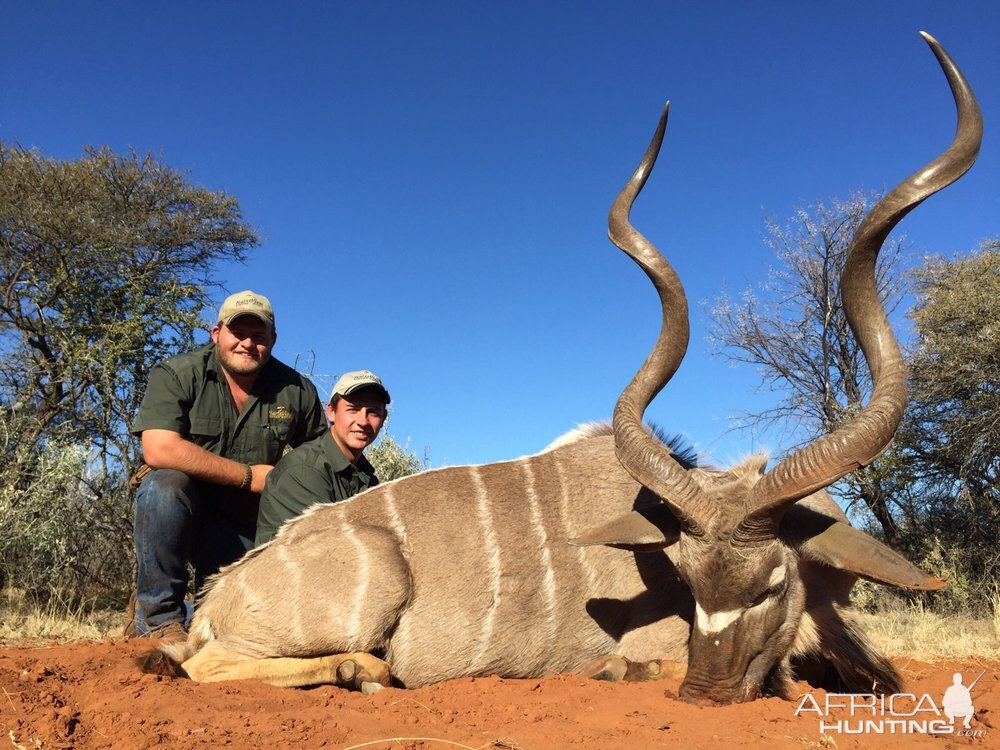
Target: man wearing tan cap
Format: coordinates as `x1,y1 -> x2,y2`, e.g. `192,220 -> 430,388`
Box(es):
254,370 -> 390,546
128,291 -> 326,640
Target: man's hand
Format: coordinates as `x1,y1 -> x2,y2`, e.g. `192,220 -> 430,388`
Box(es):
250,464 -> 273,494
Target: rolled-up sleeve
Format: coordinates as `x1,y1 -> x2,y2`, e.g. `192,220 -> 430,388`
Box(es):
131,364 -> 192,437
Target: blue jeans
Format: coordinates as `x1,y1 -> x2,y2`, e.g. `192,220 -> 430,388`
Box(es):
132,469 -> 254,634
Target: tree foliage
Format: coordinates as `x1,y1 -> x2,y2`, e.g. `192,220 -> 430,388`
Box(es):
894,242 -> 1000,603
708,192 -> 906,539
904,243 -> 1000,489
0,142 -> 258,598
368,432 -> 427,482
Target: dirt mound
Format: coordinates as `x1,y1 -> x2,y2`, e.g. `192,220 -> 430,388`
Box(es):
1,640 -> 996,748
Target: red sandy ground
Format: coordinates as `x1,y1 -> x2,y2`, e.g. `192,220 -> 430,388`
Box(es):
0,640 -> 997,749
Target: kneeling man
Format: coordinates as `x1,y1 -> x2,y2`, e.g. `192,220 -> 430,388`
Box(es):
255,370 -> 390,545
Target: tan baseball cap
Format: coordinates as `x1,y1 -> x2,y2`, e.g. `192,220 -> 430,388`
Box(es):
330,370 -> 391,404
218,290 -> 275,328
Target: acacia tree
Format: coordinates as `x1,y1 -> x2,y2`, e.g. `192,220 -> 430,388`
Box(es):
0,142 -> 258,597
708,192 -> 907,540
895,243 -> 1000,601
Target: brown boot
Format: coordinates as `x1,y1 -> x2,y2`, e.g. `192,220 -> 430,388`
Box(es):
123,592 -> 138,640
149,621 -> 188,644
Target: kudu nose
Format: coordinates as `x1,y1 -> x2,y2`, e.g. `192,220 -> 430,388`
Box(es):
679,677 -> 741,705
679,670 -> 766,704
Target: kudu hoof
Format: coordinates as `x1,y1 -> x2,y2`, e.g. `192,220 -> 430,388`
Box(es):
628,659 -> 686,681
335,654 -> 392,692
361,681 -> 384,695
336,659 -> 358,686
581,655 -> 687,683
580,655 -> 629,682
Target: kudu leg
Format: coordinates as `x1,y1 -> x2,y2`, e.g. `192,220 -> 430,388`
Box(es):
580,654 -> 686,682
182,641 -> 392,691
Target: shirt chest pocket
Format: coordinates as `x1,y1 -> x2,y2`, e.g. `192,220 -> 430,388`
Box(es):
263,419 -> 294,460
189,417 -> 223,451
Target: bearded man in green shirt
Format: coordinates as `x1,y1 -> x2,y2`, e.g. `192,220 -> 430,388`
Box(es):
254,370 -> 390,546
129,291 -> 326,640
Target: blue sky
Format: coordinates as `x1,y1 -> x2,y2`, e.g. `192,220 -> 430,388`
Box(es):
4,2 -> 998,468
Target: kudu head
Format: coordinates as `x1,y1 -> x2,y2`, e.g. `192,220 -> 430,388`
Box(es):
573,33 -> 982,704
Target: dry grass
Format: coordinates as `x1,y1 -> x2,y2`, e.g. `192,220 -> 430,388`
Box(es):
858,598 -> 1000,660
0,588 -> 122,646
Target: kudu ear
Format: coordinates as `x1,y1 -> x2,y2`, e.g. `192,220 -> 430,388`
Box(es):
781,505 -> 946,591
569,505 -> 681,552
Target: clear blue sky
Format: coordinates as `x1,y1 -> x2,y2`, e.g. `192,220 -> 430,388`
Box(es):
4,2 -> 998,468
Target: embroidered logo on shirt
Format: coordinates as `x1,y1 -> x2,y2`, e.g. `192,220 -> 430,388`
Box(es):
269,405 -> 293,421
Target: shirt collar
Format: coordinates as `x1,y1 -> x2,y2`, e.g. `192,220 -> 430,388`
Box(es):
322,431 -> 376,477
207,343 -> 221,378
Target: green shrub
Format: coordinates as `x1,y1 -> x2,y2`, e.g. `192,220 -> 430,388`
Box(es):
0,435 -> 132,606
367,433 -> 427,482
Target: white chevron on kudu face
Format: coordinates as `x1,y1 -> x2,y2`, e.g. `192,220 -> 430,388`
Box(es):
695,603 -> 743,635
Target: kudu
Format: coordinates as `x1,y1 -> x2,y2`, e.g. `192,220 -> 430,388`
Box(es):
141,33 -> 981,703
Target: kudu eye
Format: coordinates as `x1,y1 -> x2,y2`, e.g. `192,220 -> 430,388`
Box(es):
748,580 -> 787,608
748,590 -> 770,608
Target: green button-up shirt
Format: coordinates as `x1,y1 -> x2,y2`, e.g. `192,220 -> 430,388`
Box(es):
254,431 -> 379,545
131,343 -> 327,526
